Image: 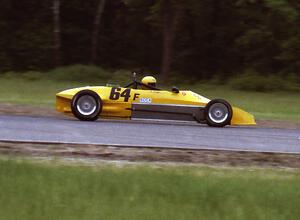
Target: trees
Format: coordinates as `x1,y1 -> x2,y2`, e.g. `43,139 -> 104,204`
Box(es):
0,0 -> 298,79
90,0 -> 107,64
161,0 -> 179,82
53,0 -> 61,67
234,0 -> 300,75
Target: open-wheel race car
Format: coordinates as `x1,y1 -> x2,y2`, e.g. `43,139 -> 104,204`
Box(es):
56,73 -> 256,127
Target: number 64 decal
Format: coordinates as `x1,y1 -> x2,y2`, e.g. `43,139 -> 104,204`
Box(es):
109,88 -> 131,102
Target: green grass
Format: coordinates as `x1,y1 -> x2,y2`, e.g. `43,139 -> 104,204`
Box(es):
0,78 -> 84,106
0,66 -> 300,121
0,158 -> 300,220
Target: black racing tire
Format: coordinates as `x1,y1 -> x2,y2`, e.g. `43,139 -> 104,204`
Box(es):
205,99 -> 232,127
71,90 -> 102,121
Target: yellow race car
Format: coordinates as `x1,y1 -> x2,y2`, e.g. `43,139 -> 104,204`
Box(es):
56,74 -> 255,127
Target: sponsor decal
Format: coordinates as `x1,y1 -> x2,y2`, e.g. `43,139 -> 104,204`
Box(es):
139,98 -> 152,103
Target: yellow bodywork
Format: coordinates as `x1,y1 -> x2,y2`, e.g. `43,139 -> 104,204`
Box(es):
56,86 -> 256,126
231,107 -> 256,125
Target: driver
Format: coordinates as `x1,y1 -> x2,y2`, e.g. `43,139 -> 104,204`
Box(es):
141,76 -> 157,89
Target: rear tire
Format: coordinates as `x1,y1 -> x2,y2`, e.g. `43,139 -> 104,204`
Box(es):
71,90 -> 102,121
205,99 -> 232,127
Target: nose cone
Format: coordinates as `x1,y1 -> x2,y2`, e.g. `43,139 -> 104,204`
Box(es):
56,89 -> 80,113
231,107 -> 256,125
56,88 -> 79,99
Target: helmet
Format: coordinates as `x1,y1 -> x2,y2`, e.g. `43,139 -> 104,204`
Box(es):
141,76 -> 157,88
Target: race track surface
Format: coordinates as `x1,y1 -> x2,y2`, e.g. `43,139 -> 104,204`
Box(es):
0,115 -> 299,153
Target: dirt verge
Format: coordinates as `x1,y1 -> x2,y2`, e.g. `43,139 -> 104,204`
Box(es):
1,141 -> 300,168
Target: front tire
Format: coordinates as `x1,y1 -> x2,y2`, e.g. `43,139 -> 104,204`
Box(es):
205,99 -> 232,127
71,90 -> 102,121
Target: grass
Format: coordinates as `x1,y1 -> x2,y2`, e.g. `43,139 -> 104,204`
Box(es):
0,158 -> 300,220
0,66 -> 300,121
0,78 -> 84,106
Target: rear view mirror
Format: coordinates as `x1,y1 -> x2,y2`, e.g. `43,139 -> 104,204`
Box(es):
172,86 -> 179,93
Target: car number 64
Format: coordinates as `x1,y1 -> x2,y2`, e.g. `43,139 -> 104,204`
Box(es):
109,88 -> 131,102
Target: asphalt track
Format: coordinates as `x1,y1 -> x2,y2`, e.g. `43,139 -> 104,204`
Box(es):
0,115 -> 300,154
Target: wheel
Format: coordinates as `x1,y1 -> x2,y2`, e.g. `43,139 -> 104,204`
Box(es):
205,99 -> 232,127
71,90 -> 102,121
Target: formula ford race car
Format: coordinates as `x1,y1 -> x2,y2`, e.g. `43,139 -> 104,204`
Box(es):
56,73 -> 256,127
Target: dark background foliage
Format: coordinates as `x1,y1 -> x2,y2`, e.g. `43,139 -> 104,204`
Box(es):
0,0 -> 299,80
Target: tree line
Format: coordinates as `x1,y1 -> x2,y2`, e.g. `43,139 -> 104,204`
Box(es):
0,0 -> 299,80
